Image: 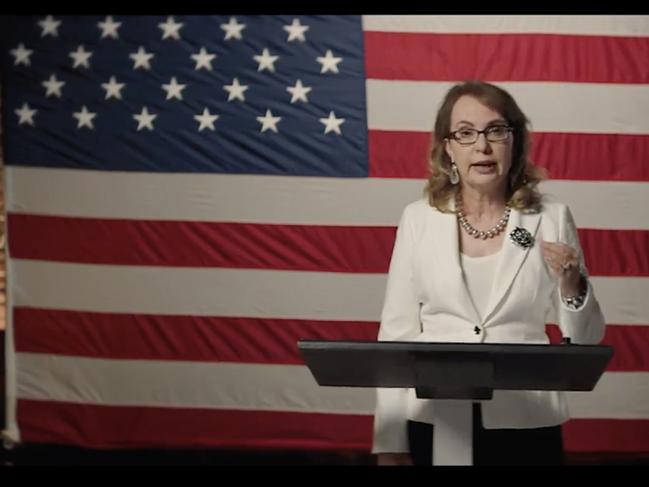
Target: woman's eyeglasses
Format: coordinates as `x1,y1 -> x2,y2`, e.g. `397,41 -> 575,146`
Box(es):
448,125 -> 513,145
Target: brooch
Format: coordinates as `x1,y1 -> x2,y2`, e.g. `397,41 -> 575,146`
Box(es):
509,226 -> 534,249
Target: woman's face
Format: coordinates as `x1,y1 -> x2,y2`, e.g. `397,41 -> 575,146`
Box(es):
444,95 -> 513,195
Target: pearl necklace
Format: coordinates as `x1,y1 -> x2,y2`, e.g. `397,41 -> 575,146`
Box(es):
456,198 -> 511,240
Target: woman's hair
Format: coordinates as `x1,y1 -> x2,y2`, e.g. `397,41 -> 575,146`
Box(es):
424,80 -> 546,213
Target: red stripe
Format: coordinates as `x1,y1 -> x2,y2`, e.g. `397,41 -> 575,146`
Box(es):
364,32 -> 649,83
17,400 -> 372,450
563,419 -> 649,453
16,399 -> 649,453
369,130 -> 649,181
368,130 -> 431,179
13,307 -> 378,364
546,324 -> 649,372
8,213 -> 648,277
533,133 -> 649,182
7,213 -> 395,273
14,308 -> 648,370
579,229 -> 649,277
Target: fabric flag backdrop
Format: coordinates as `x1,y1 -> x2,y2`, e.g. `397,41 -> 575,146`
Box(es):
2,15 -> 649,454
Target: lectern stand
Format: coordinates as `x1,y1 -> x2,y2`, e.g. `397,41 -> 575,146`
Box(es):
298,340 -> 613,465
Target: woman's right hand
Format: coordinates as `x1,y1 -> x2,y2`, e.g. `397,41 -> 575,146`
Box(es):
376,453 -> 414,466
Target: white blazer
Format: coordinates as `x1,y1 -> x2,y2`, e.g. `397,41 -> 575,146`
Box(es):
372,197 -> 606,454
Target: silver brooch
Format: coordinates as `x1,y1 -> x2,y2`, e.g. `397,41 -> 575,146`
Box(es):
509,226 -> 534,249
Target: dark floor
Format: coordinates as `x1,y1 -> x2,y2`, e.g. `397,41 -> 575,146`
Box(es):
3,444 -> 649,466
0,443 -> 376,466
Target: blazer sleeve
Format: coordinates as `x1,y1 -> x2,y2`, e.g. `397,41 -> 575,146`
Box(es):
552,204 -> 606,344
372,206 -> 422,454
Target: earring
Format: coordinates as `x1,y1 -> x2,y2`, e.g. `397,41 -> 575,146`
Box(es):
449,162 -> 459,185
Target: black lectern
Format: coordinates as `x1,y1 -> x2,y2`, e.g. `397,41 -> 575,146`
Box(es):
298,340 -> 613,465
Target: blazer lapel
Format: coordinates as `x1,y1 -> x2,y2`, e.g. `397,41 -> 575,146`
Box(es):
481,208 -> 542,324
429,201 -> 482,325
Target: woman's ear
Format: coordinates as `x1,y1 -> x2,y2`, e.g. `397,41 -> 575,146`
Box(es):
444,139 -> 454,163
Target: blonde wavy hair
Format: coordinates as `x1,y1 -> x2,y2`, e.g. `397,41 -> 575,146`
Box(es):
425,81 -> 547,213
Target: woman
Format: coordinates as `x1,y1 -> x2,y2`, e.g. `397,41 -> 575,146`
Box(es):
372,81 -> 606,466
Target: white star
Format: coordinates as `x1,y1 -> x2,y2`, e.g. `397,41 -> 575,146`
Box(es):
14,103 -> 37,126
256,109 -> 281,133
317,50 -> 342,74
283,18 -> 309,42
191,47 -> 216,71
129,46 -> 154,70
133,107 -> 157,131
10,43 -> 33,66
286,79 -> 312,104
161,77 -> 186,101
158,15 -> 183,40
73,105 -> 97,129
69,45 -> 93,69
194,108 -> 219,132
253,48 -> 279,73
221,17 -> 245,40
97,15 -> 121,39
38,15 -> 61,37
101,76 -> 125,100
319,111 -> 345,135
223,77 -> 248,102
42,74 -> 65,98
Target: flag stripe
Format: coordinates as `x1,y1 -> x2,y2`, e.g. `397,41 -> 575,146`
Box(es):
601,326 -> 649,373
16,398 -> 649,453
17,400 -> 372,451
16,353 -> 375,413
366,80 -> 649,134
10,260 -> 385,321
13,308 -> 378,365
546,325 -> 649,372
15,353 -> 649,419
9,214 -> 649,276
566,372 -> 649,419
364,32 -> 649,84
7,167 -> 649,229
362,15 -> 649,37
10,260 -> 649,325
13,309 -> 649,372
369,130 -> 649,181
578,229 -> 649,277
6,214 -> 396,273
562,419 -> 649,453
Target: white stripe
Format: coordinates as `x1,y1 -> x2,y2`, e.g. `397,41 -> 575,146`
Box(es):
10,260 -> 385,321
10,260 -> 649,325
362,15 -> 649,37
366,80 -> 649,134
15,353 -> 373,414
14,353 -> 649,419
538,181 -> 649,231
567,372 -> 649,419
6,166 -> 420,226
7,167 -> 649,229
588,279 -> 649,326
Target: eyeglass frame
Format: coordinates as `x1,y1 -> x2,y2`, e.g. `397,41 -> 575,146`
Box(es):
447,124 -> 513,145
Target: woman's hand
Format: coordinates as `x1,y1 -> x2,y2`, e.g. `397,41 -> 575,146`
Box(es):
376,453 -> 414,466
541,241 -> 582,297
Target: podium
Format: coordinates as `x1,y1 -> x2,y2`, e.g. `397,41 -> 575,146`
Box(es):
298,340 -> 613,465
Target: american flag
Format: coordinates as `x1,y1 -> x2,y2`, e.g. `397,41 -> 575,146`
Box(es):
2,15 -> 649,454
